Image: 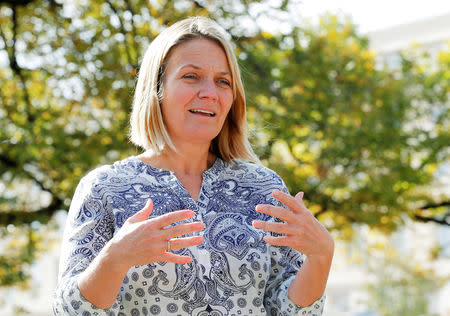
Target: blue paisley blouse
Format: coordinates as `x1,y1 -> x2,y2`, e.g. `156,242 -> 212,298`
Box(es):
53,156 -> 325,316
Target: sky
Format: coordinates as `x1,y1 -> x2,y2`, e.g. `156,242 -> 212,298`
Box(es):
298,0 -> 450,33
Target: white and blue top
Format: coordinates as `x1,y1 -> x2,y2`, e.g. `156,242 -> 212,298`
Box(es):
53,156 -> 325,316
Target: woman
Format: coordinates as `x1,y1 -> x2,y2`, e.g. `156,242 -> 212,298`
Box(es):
53,16 -> 334,316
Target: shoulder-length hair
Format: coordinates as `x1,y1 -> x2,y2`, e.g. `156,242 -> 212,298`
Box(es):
129,16 -> 258,163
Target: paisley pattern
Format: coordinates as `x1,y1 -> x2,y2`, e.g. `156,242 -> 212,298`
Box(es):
53,157 -> 325,315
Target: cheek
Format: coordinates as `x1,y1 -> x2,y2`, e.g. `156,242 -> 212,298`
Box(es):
221,91 -> 234,112
173,88 -> 194,104
160,99 -> 180,127
161,87 -> 192,118
164,82 -> 196,106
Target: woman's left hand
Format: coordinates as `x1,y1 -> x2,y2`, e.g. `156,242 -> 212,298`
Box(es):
252,190 -> 334,261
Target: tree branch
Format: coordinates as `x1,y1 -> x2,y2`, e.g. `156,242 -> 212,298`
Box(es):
0,154 -> 65,226
123,0 -> 138,64
105,0 -> 133,68
414,201 -> 450,226
0,153 -> 57,198
0,152 -> 60,200
421,201 -> 450,210
414,213 -> 450,226
2,4 -> 36,123
0,152 -> 16,168
0,196 -> 64,226
0,0 -> 33,5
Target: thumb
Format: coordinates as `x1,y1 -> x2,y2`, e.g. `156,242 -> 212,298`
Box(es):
127,199 -> 153,224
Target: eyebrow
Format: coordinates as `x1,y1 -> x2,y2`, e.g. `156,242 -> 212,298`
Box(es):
179,64 -> 231,76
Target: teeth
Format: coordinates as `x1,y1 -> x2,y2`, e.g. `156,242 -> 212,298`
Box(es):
189,109 -> 215,116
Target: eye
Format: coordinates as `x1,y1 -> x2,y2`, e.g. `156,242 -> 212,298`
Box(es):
218,79 -> 231,86
182,74 -> 197,80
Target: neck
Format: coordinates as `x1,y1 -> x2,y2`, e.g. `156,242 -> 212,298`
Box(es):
142,142 -> 214,176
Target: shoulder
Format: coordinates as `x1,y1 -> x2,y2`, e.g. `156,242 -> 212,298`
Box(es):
68,157 -> 146,219
218,159 -> 285,188
232,159 -> 281,178
77,156 -> 145,191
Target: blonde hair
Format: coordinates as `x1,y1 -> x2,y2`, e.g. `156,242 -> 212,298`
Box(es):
129,16 -> 258,163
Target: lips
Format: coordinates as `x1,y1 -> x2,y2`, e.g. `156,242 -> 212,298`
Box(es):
188,109 -> 216,117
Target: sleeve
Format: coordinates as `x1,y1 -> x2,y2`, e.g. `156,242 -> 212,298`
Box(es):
52,170 -> 119,316
263,182 -> 326,316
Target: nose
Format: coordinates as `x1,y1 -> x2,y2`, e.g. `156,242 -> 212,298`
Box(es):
198,78 -> 218,101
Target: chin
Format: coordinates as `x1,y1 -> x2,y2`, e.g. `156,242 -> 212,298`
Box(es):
187,131 -> 220,144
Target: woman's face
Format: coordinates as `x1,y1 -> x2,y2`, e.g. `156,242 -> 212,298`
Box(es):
160,38 -> 233,149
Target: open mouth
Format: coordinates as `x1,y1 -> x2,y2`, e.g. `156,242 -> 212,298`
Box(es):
189,109 -> 215,117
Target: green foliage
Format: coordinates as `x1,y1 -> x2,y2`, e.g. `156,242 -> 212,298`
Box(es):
0,218 -> 59,287
365,247 -> 447,316
0,226 -> 36,286
241,16 -> 449,237
0,0 -> 448,288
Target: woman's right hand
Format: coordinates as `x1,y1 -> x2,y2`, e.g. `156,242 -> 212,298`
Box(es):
105,199 -> 204,272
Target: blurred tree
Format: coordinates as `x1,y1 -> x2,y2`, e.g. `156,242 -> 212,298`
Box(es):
241,16 -> 449,238
364,243 -> 447,316
0,0 -> 448,287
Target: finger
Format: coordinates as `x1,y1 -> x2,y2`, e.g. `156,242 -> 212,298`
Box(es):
255,204 -> 296,223
168,236 -> 203,251
252,220 -> 290,235
156,253 -> 194,264
273,190 -> 308,215
151,209 -> 196,229
294,191 -> 307,209
162,222 -> 205,239
127,199 -> 153,223
294,192 -> 313,217
263,235 -> 292,247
